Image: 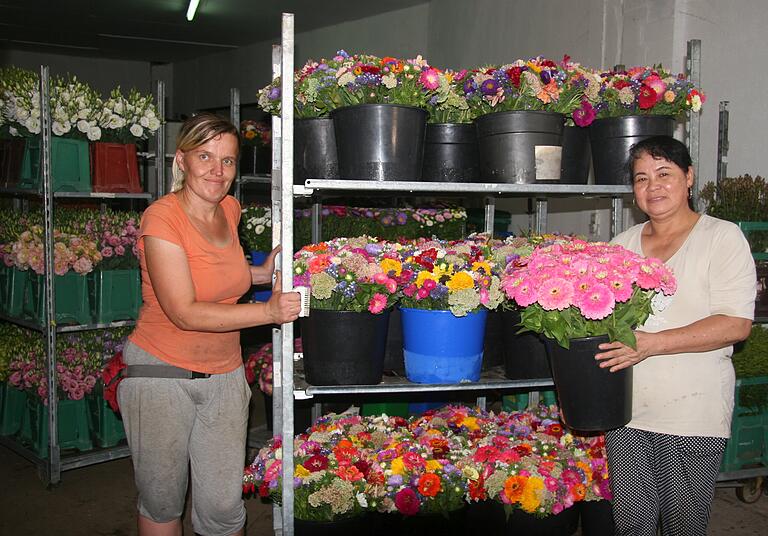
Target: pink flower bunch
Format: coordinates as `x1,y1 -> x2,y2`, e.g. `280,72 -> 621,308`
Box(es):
91,209 -> 140,270
9,226 -> 101,275
501,238 -> 676,348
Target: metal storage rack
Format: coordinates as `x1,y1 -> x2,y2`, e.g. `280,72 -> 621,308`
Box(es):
265,14 -> 639,535
0,66 -> 166,485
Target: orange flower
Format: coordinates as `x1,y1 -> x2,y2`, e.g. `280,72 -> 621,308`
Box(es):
307,254 -> 331,274
417,473 -> 442,497
503,475 -> 527,503
570,483 -> 587,501
336,465 -> 364,482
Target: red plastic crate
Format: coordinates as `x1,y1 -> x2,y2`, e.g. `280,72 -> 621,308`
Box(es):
90,142 -> 141,193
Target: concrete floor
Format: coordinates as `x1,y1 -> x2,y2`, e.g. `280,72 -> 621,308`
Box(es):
1,442 -> 768,535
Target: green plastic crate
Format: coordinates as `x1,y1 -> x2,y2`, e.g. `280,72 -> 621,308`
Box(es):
21,396 -> 93,458
467,208 -> 512,235
19,137 -> 91,192
737,222 -> 768,261
721,376 -> 768,473
0,383 -> 27,436
88,269 -> 142,324
0,267 -> 28,317
23,271 -> 92,326
502,390 -> 558,412
361,402 -> 409,418
87,393 -> 126,448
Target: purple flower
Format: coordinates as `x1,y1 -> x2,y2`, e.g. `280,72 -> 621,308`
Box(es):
268,87 -> 281,101
540,69 -> 552,85
572,100 -> 596,127
396,212 -> 408,225
388,474 -> 404,487
463,78 -> 477,96
480,78 -> 500,96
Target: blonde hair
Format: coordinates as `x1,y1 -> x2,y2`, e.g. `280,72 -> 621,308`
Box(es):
171,112 -> 240,192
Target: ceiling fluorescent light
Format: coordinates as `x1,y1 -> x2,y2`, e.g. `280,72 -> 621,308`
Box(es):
186,0 -> 200,21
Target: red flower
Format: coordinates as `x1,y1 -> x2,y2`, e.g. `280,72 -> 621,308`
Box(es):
505,66 -> 523,88
395,487 -> 420,516
429,438 -> 449,459
304,454 -> 328,472
417,473 -> 442,497
258,482 -> 270,497
612,79 -> 631,90
468,476 -> 487,501
101,351 -> 125,413
353,459 -> 371,478
403,451 -> 426,470
638,85 -> 657,109
545,423 -> 564,438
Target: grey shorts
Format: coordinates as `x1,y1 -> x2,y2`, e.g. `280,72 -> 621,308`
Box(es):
117,341 -> 251,535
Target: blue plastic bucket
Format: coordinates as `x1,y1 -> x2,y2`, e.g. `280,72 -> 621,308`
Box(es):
400,307 -> 487,383
250,250 -> 268,266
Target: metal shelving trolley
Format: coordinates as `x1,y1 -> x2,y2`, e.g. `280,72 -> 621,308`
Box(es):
0,66 -> 165,485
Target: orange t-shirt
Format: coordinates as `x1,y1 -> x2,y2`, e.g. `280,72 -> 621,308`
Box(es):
128,194 -> 252,374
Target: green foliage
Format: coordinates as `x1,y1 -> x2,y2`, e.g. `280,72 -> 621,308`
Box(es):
519,288 -> 655,349
732,325 -> 768,410
699,175 -> 768,253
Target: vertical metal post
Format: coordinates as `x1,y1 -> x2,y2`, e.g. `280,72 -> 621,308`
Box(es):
311,203 -> 322,243
534,198 -> 548,234
686,40 -> 701,200
483,197 -> 496,236
40,66 -> 60,485
231,88 -> 242,202
717,101 -> 730,183
611,197 -> 624,238
269,43 -> 285,536
156,81 -> 167,197
279,12 -> 296,536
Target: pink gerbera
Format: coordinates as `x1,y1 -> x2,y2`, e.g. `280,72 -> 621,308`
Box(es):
537,277 -> 574,311
368,293 -> 388,314
578,283 -> 615,320
419,67 -> 440,90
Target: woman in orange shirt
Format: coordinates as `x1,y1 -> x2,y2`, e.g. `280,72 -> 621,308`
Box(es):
119,113 -> 300,536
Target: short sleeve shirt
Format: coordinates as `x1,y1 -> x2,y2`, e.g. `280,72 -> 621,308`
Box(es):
611,215 -> 756,437
129,194 -> 252,374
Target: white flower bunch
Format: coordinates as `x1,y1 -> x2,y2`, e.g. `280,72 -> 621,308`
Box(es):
239,205 -> 272,252
99,87 -> 160,143
49,75 -> 103,141
0,67 -> 41,137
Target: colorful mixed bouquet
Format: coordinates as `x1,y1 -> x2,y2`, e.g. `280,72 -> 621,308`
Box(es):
464,56 -> 584,117
396,237 -> 504,317
240,119 -> 271,146
243,404 -> 611,520
244,339 -> 303,397
239,204 -> 272,253
424,69 -> 472,123
258,55 -> 344,118
293,236 -> 399,314
585,65 -> 705,123
501,238 -> 676,348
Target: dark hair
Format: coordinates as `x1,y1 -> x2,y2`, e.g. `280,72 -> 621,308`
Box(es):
626,136 -> 692,183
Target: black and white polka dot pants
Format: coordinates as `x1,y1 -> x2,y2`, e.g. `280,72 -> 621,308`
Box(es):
605,427 -> 727,536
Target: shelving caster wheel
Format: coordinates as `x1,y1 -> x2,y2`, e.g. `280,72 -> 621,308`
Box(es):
735,476 -> 764,503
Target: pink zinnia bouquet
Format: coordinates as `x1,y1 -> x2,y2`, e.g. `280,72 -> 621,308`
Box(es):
501,239 -> 676,348
293,236 -> 399,314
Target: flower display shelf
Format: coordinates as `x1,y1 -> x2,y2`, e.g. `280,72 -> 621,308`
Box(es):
292,360 -> 553,399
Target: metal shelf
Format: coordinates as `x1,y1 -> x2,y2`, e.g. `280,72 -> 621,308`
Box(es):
293,361 -> 554,399
0,188 -> 153,199
0,313 -> 136,333
240,174 -> 271,185
296,179 -> 633,197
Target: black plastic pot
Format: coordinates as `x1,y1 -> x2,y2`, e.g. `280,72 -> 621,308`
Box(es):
239,144 -> 271,175
507,506 -> 579,535
560,125 -> 591,184
474,110 -> 564,183
421,123 -> 479,182
383,306 -> 405,374
544,335 -> 632,431
331,104 -> 427,181
300,309 -> 390,385
482,310 -> 504,370
294,117 -> 338,184
589,115 -> 674,185
501,310 -> 551,380
295,514 -> 368,536
577,500 -> 615,536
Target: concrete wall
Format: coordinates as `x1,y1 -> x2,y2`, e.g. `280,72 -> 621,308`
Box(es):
0,49 -> 152,95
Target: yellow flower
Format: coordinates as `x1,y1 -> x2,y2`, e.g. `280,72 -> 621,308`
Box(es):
380,257 -> 402,277
426,459 -> 443,472
526,61 -> 542,74
295,464 -> 311,478
471,261 -> 492,275
391,457 -> 405,475
461,416 -> 479,430
446,271 -> 474,291
520,476 -> 544,513
416,271 -> 438,288
462,466 -> 479,480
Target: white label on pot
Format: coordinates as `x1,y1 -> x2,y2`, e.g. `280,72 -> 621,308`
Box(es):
535,145 -> 562,181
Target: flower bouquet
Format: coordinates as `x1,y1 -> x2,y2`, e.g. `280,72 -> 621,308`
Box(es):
501,238 -> 676,349
240,119 -> 270,146
586,65 -> 705,122
258,55 -> 344,118
98,87 -> 161,143
464,56 -> 584,117
293,236 -> 399,314
239,205 -> 272,256
424,69 -> 472,124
